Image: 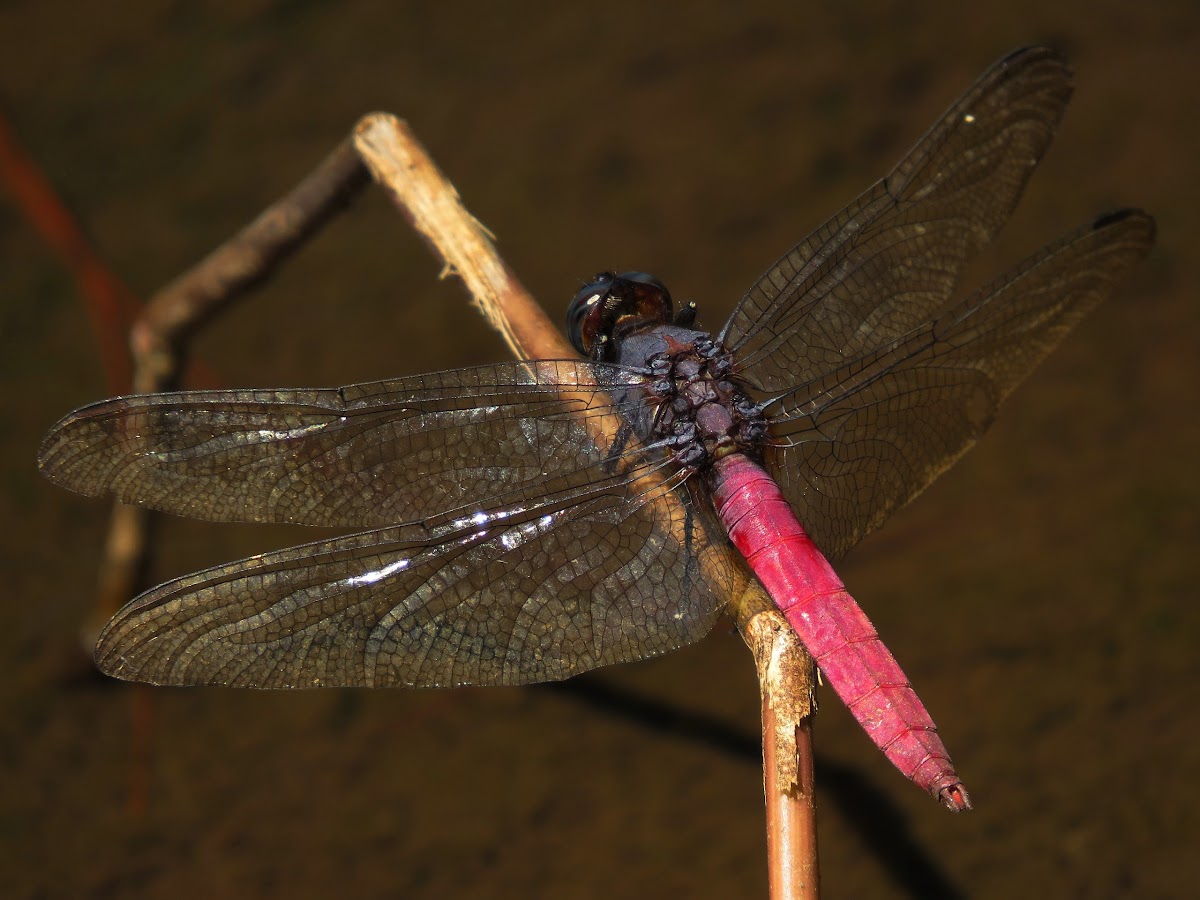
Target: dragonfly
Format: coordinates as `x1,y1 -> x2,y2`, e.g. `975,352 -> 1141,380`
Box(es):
38,47 -> 1153,811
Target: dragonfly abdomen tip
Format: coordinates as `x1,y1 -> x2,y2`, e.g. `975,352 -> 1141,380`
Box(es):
940,782 -> 972,812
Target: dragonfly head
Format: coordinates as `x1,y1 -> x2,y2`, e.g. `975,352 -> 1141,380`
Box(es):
567,271 -> 673,361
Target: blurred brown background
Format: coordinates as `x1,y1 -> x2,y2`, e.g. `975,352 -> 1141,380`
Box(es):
1,1 -> 1194,898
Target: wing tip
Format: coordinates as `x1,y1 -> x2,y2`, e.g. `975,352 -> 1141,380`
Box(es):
992,45 -> 1072,90
36,414 -> 72,478
999,44 -> 1068,68
93,617 -> 135,682
1092,207 -> 1157,243
37,402 -> 116,496
93,602 -> 174,686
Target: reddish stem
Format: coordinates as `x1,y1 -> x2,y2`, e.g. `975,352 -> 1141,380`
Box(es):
0,108 -> 139,392
358,112 -> 823,897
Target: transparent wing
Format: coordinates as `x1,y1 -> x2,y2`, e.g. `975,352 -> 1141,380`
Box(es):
761,209 -> 1154,560
47,357 -> 745,687
40,360 -> 646,530
93,434 -> 744,688
721,46 -> 1074,391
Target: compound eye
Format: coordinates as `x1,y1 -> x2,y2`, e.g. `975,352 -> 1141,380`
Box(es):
615,271 -> 673,325
618,271 -> 671,304
619,271 -> 669,292
566,272 -> 616,355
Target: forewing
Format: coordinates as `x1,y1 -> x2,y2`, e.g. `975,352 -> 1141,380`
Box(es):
94,449 -> 744,688
721,47 -> 1073,391
39,360 -> 639,529
762,210 -> 1154,560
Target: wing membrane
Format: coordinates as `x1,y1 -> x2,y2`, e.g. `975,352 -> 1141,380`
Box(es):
39,360 -> 641,529
762,209 -> 1154,559
721,47 -> 1074,390
94,444 -> 743,688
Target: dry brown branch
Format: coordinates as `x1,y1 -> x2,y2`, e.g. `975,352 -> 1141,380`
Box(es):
130,136 -> 370,393
92,112 -> 820,897
87,139 -> 372,632
355,112 -> 820,899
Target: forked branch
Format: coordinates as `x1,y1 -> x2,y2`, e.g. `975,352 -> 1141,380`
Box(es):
354,113 -> 819,900
97,112 -> 820,900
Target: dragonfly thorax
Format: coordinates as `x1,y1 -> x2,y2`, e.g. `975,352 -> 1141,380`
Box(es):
640,334 -> 767,471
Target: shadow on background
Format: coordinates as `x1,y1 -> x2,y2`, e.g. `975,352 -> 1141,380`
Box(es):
544,678 -> 967,900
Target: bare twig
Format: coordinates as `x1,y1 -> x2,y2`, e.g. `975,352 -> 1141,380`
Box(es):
83,138 -> 372,638
130,136 -> 371,393
352,114 -> 567,360
765,710 -> 820,899
355,112 -> 820,898
62,135 -> 374,813
54,110 -> 819,895
733,571 -> 820,900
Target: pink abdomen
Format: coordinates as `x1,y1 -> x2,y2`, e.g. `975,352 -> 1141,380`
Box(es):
709,453 -> 969,810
